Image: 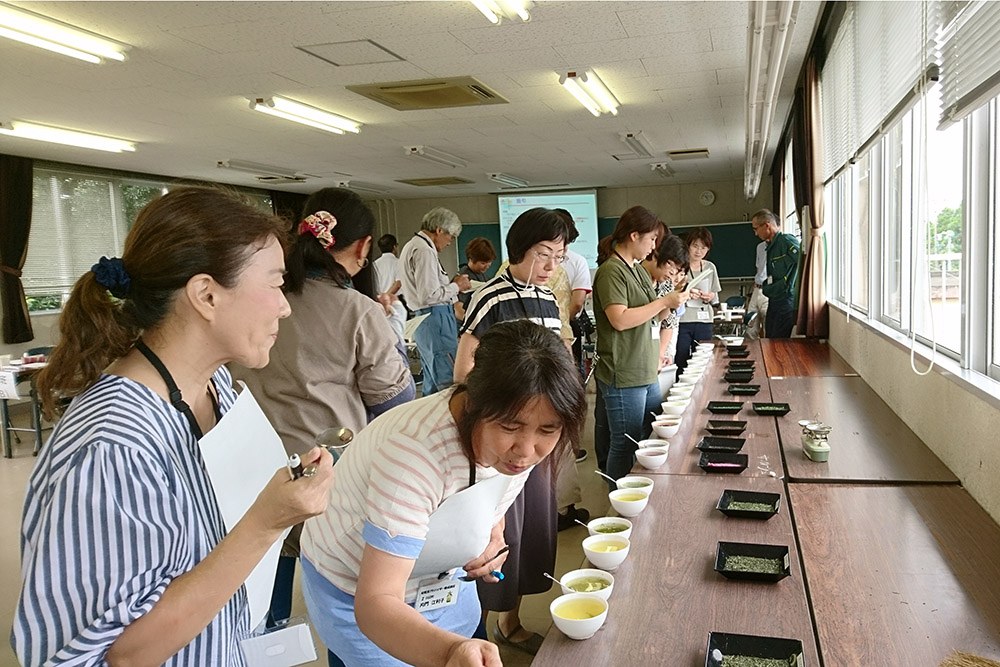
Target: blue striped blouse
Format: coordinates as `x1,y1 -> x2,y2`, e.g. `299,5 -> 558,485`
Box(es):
12,367 -> 251,666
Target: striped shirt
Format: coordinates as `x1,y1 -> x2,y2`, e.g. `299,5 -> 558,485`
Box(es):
459,269 -> 561,338
300,391 -> 530,603
14,367 -> 250,667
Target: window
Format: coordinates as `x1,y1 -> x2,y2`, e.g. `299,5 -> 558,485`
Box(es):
991,101 -> 1000,377
22,165 -> 274,312
850,152 -> 872,313
882,116 -> 912,328
829,172 -> 851,304
912,88 -> 965,354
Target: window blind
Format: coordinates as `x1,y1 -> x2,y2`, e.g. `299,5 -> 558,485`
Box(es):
938,0 -> 1000,126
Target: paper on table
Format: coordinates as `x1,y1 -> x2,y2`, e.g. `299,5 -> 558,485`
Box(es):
403,314 -> 430,343
198,382 -> 289,628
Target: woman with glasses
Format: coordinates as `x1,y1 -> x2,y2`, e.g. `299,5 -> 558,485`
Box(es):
675,227 -> 722,372
641,233 -> 690,367
593,206 -> 689,484
453,208 -> 573,656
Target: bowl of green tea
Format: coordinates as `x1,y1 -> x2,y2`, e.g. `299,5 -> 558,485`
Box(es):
559,568 -> 614,600
616,475 -> 654,493
550,593 -> 609,639
586,517 -> 633,539
582,534 -> 631,570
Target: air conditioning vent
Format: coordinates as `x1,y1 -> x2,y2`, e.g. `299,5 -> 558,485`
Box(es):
347,77 -> 508,110
396,176 -> 476,187
668,148 -> 711,160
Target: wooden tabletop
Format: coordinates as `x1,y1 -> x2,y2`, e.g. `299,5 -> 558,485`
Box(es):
537,475 -> 819,665
790,484 -> 1000,665
760,338 -> 856,377
769,376 -> 957,483
636,343 -> 783,478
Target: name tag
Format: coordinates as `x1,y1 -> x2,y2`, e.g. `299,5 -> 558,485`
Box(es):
697,309 -> 711,321
651,322 -> 660,339
767,276 -> 774,285
416,579 -> 461,612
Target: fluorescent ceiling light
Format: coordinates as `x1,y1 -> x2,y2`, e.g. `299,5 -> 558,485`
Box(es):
0,120 -> 135,152
404,145 -> 468,169
744,0 -> 798,199
620,131 -> 655,158
649,162 -> 674,178
335,180 -> 389,196
488,172 -> 530,188
0,2 -> 128,63
469,0 -> 531,24
559,70 -> 619,116
217,159 -> 300,179
249,96 -> 361,135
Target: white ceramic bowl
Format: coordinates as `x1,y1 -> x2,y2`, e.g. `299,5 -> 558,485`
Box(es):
609,487 -> 651,516
634,447 -> 668,471
661,399 -> 690,415
582,533 -> 632,570
673,376 -> 699,386
697,342 -> 716,350
559,568 -> 615,600
550,593 -> 609,639
616,475 -> 654,493
668,385 -> 695,399
586,516 -> 633,540
652,417 -> 682,438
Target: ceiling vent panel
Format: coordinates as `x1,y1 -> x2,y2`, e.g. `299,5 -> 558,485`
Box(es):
668,147 -> 711,160
396,176 -> 476,187
347,77 -> 508,110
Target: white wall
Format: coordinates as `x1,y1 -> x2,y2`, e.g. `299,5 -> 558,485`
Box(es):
828,307 -> 1000,523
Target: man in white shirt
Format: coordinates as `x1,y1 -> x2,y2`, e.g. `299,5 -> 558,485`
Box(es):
398,208 -> 470,394
373,234 -> 407,342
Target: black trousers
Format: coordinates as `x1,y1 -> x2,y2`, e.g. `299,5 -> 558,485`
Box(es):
765,295 -> 795,338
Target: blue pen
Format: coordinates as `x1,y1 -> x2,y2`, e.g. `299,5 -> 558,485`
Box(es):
490,570 -> 505,581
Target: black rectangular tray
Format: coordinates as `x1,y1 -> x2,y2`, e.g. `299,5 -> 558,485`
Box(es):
724,371 -> 755,383
752,402 -> 791,416
725,344 -> 748,352
707,401 -> 743,414
714,541 -> 791,582
727,383 -> 761,395
698,452 -> 748,474
706,419 -> 748,435
716,489 -> 781,519
727,359 -> 756,369
697,436 -> 746,453
727,349 -> 751,358
705,631 -> 805,667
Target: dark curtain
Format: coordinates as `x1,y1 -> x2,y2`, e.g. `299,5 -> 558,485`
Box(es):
270,190 -> 308,233
771,138 -> 784,215
792,57 -> 829,337
0,154 -> 34,344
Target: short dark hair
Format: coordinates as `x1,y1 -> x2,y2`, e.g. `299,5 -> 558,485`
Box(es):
456,320 -> 586,467
685,226 -> 714,249
654,234 -> 688,269
378,234 -> 397,253
505,208 -> 570,264
553,208 -> 580,243
465,237 -> 497,263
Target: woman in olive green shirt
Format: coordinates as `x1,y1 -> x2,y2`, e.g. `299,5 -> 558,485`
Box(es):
593,207 -> 688,483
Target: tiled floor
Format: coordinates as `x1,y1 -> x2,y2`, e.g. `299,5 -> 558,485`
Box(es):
0,390 -> 607,666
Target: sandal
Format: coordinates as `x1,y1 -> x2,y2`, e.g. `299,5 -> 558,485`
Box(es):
493,621 -> 544,656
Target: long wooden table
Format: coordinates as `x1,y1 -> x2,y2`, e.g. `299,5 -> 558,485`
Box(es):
769,375 -> 958,483
636,343 -> 784,478
790,483 -> 1000,665
537,475 -> 819,665
760,338 -> 856,377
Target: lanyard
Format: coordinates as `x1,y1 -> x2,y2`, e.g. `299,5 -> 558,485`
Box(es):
505,268 -> 541,319
416,232 -> 448,278
135,339 -> 220,440
613,251 -> 655,299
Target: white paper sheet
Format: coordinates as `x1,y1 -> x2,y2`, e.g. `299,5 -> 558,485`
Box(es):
403,314 -> 430,343
199,382 -> 289,627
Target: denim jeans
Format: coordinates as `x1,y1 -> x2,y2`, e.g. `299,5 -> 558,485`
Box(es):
597,378 -> 660,485
412,304 -> 458,394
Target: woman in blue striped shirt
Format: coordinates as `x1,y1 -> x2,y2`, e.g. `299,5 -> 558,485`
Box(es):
14,187 -> 334,666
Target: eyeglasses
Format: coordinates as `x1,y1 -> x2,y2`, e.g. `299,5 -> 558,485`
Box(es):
531,249 -> 567,264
